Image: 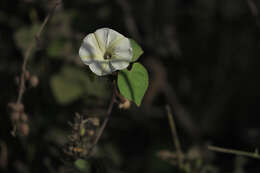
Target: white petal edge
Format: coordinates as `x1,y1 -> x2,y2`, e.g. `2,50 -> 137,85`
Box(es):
111,37 -> 133,62
94,28 -> 109,51
79,33 -> 104,65
106,28 -> 124,48
89,61 -> 116,76
95,28 -> 125,49
111,61 -> 130,70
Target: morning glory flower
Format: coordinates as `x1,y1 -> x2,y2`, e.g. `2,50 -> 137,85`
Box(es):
79,28 -> 133,76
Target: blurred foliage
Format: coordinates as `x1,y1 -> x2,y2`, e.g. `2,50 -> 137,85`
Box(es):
74,159 -> 90,173
1,0 -> 260,173
50,65 -> 109,105
14,23 -> 40,56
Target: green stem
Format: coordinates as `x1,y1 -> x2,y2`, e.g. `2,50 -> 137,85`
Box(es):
208,145 -> 260,159
166,105 -> 183,168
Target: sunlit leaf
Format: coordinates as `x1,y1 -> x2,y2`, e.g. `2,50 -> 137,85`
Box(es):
117,63 -> 149,106
130,39 -> 143,62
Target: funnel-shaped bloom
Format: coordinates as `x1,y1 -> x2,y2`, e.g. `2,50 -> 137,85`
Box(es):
79,28 -> 133,76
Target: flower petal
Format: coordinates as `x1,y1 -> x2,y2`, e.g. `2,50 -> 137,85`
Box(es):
89,61 -> 116,76
95,28 -> 125,49
111,37 -> 133,62
79,28 -> 133,75
106,29 -> 124,47
94,28 -> 109,51
111,60 -> 130,70
79,33 -> 104,65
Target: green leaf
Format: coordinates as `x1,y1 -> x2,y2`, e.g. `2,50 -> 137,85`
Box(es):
50,66 -> 89,105
130,39 -> 143,62
117,63 -> 149,106
50,73 -> 85,105
74,159 -> 90,173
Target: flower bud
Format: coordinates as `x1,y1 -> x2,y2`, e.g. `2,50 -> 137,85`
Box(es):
119,99 -> 131,110
30,75 -> 39,88
87,130 -> 95,136
89,117 -> 100,126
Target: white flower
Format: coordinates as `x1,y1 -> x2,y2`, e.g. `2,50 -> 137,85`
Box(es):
79,28 -> 133,76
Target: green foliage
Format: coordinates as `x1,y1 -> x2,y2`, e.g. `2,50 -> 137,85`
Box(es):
14,23 -> 40,56
74,159 -> 90,173
117,63 -> 149,106
50,66 -> 87,105
50,65 -> 109,105
130,39 -> 143,62
47,38 -> 66,57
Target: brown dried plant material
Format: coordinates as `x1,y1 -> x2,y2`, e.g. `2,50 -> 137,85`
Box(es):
10,112 -> 20,122
63,113 -> 100,160
8,102 -> 24,114
8,102 -> 30,137
8,0 -> 61,137
88,117 -> 100,127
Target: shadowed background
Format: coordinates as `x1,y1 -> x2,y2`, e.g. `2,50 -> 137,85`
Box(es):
1,0 -> 260,172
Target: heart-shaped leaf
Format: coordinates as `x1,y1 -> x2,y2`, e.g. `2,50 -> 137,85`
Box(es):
130,39 -> 143,62
117,62 -> 149,106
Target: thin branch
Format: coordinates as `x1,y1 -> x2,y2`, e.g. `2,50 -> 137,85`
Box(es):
88,81 -> 117,155
10,0 -> 61,136
163,82 -> 201,139
16,0 -> 61,104
166,105 -> 183,168
208,145 -> 260,159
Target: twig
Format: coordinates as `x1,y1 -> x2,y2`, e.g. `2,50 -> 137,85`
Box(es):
166,105 -> 183,168
11,0 -> 61,136
88,81 -> 117,155
163,82 -> 201,139
208,145 -> 260,159
16,0 -> 60,104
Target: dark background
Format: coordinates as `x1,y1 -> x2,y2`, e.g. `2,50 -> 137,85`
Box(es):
1,0 -> 260,172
